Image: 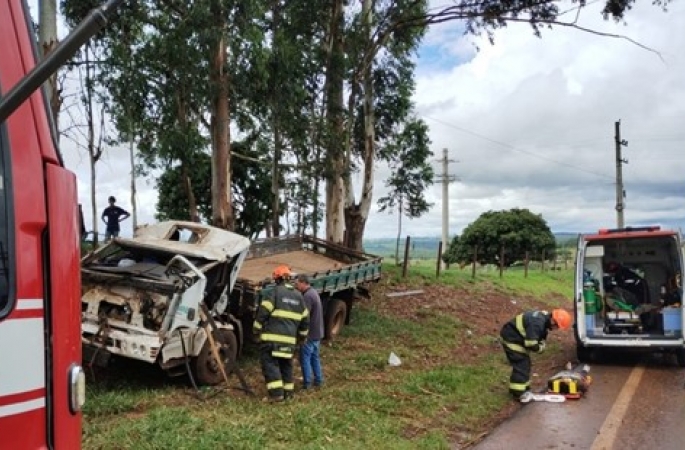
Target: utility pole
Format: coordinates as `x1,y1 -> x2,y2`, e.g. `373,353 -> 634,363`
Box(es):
435,148 -> 458,268
614,120 -> 628,228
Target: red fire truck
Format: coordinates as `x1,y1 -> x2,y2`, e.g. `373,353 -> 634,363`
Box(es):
0,0 -> 123,448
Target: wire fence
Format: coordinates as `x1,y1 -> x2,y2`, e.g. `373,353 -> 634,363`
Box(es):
394,236 -> 574,279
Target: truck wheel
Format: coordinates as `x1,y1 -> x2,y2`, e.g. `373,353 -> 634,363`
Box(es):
325,299 -> 347,341
676,348 -> 685,368
194,328 -> 238,386
576,344 -> 593,363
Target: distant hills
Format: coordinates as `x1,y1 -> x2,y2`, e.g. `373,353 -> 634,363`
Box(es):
363,233 -> 580,259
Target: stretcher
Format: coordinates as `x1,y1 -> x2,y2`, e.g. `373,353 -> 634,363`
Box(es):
546,363 -> 592,399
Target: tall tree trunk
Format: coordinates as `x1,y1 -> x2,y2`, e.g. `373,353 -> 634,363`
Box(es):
324,0 -> 346,244
39,0 -> 60,134
271,124 -> 281,236
181,162 -> 199,222
176,94 -> 199,222
270,1 -> 282,237
209,13 -> 233,230
129,139 -> 138,232
89,151 -> 98,246
344,0 -> 375,251
83,47 -> 103,245
395,196 -> 403,264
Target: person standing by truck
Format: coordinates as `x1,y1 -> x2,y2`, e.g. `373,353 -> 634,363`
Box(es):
101,196 -> 130,241
295,274 -> 325,389
499,309 -> 572,402
253,265 -> 309,402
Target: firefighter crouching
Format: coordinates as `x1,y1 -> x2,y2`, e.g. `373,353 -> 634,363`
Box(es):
253,265 -> 309,402
499,309 -> 572,402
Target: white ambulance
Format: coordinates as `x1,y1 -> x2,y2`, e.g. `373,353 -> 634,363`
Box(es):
574,226 -> 685,366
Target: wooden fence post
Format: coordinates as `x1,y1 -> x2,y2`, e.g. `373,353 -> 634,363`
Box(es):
402,236 -> 411,278
471,245 -> 478,279
524,251 -> 529,278
499,245 -> 504,279
541,249 -> 546,272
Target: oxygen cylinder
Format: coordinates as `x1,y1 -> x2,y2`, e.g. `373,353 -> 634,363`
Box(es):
583,281 -> 598,314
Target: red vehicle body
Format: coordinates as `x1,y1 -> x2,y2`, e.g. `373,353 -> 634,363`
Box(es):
0,0 -> 99,448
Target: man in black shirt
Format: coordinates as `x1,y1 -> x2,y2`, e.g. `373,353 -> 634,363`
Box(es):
101,196 -> 130,241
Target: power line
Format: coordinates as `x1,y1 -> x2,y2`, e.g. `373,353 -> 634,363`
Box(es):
423,115 -> 614,180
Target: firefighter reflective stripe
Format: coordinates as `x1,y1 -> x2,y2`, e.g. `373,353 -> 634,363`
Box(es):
272,309 -> 307,321
524,339 -> 539,348
260,301 -> 275,312
510,381 -> 530,392
261,333 -> 297,345
272,351 -> 293,358
515,313 -> 540,348
503,341 -> 527,353
515,314 -> 526,336
284,382 -> 294,391
253,321 -> 263,330
267,380 -> 283,390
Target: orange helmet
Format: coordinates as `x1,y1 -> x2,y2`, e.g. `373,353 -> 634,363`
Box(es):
272,265 -> 291,280
552,309 -> 572,330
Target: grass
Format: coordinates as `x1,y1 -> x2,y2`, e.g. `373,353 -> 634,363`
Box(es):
387,260 -> 574,299
83,262 -> 574,449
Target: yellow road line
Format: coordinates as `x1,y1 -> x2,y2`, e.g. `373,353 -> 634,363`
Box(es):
591,365 -> 645,450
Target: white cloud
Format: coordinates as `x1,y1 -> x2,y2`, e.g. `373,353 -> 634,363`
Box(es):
365,0 -> 685,239
47,1 -> 685,240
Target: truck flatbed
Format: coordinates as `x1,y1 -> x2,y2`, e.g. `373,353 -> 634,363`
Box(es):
229,234 -> 382,340
237,250 -> 346,283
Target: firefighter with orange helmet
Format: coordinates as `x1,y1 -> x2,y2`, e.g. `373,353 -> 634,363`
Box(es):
499,309 -> 572,402
253,265 -> 309,402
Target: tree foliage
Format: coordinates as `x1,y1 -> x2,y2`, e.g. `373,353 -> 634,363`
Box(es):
57,0 -> 670,247
443,208 -> 556,266
377,118 -> 433,218
155,140 -> 274,239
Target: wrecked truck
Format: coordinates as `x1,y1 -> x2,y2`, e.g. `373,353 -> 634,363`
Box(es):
81,221 -> 250,385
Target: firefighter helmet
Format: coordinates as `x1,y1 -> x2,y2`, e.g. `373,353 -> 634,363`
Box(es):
272,265 -> 291,280
552,308 -> 572,330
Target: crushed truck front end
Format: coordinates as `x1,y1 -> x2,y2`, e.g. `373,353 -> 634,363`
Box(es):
81,221 -> 250,383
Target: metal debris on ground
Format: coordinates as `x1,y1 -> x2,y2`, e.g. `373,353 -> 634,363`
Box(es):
385,290 -> 425,298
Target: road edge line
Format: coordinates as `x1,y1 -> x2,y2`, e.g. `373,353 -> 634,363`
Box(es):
590,365 -> 645,450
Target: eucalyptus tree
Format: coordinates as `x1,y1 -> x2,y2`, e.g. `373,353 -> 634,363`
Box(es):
377,118 -> 434,262
250,0 -> 329,236
338,0 -> 428,250
55,26 -> 110,243
62,0 -> 268,231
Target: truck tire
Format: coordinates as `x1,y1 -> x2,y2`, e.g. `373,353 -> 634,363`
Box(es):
194,328 -> 238,386
325,299 -> 347,341
676,348 -> 685,368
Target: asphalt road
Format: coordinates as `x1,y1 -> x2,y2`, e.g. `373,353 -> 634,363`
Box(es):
469,353 -> 685,450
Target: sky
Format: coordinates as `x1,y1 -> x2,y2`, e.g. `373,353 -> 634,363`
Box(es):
33,0 -> 685,240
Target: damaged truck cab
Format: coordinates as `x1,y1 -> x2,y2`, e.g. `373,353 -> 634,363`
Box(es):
81,221 -> 250,385
575,226 -> 685,366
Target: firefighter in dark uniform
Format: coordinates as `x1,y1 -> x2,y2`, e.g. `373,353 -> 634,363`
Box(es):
253,265 -> 309,402
499,309 -> 571,401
